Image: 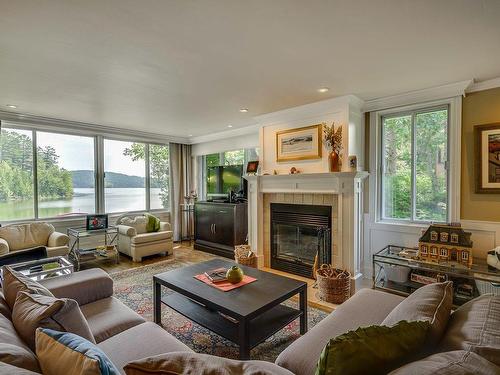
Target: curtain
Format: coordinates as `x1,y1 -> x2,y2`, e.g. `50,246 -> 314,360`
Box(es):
169,143 -> 192,241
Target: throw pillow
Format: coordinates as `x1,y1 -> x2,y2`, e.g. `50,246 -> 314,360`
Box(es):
438,294 -> 500,366
315,320 -> 430,375
124,352 -> 294,375
389,350 -> 500,375
36,328 -> 120,375
382,281 -> 453,347
0,361 -> 41,375
2,265 -> 54,309
145,213 -> 160,233
12,291 -> 95,351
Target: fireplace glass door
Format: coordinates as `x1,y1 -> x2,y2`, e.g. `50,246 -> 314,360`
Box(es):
273,223 -> 320,265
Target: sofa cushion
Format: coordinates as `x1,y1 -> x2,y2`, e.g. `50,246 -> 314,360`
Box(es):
316,320 -> 430,375
389,350 -> 500,375
80,296 -> 145,343
98,322 -> 192,374
382,281 -> 453,347
275,288 -> 404,375
0,361 -> 41,375
36,328 -> 120,375
0,222 -> 54,251
12,291 -> 95,351
2,265 -> 54,310
131,231 -> 172,245
0,312 -> 41,373
124,352 -> 295,375
0,291 -> 11,319
40,268 -> 114,306
120,217 -> 148,234
439,294 -> 500,366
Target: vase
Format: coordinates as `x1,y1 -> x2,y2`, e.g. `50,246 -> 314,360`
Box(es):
328,151 -> 340,172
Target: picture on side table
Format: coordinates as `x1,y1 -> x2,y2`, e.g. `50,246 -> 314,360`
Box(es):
276,124 -> 322,162
475,123 -> 500,193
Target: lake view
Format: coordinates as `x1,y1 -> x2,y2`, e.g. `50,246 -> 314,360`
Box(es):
0,188 -> 164,221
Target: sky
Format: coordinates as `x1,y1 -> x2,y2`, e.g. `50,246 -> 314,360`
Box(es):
36,132 -> 145,176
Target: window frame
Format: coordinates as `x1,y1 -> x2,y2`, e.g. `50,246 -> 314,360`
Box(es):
370,97 -> 462,225
0,125 -> 170,223
380,104 -> 450,223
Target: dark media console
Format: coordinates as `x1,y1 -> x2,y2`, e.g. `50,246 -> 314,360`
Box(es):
194,201 -> 248,259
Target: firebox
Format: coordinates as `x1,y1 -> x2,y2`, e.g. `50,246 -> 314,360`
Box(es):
270,203 -> 332,278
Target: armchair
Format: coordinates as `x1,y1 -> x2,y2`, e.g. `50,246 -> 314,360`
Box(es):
115,214 -> 172,262
0,222 -> 69,258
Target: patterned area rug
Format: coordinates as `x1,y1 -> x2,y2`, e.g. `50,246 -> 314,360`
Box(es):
110,250 -> 328,362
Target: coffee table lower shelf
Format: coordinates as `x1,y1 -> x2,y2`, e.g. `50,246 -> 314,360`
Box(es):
161,293 -> 302,350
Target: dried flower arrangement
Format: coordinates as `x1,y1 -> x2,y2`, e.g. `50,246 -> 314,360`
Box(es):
323,122 -> 343,154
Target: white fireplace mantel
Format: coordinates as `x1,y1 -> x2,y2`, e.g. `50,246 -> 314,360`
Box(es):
243,172 -> 368,278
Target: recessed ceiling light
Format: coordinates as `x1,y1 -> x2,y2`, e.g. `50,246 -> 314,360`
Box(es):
227,125 -> 233,128
188,134 -> 193,137
239,108 -> 248,113
317,87 -> 329,93
6,104 -> 17,109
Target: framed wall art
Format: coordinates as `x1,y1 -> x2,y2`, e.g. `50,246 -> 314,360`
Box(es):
275,124 -> 322,162
475,123 -> 500,193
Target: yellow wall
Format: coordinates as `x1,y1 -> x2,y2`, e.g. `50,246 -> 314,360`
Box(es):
461,87 -> 500,221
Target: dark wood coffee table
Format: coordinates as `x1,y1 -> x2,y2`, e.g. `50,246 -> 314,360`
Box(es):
153,259 -> 308,359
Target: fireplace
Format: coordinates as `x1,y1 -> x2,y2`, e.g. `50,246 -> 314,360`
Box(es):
270,203 -> 332,278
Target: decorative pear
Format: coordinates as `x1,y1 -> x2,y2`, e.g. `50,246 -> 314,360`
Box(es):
226,265 -> 244,284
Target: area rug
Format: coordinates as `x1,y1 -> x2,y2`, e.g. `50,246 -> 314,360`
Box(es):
110,251 -> 328,362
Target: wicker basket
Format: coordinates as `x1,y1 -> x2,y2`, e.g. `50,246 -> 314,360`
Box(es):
316,265 -> 351,304
234,245 -> 258,268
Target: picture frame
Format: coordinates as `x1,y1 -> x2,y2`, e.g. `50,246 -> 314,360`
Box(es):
246,160 -> 259,174
275,124 -> 322,162
86,214 -> 109,230
475,123 -> 500,193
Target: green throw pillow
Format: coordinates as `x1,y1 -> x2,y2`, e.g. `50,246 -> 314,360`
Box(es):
315,320 -> 430,375
145,213 -> 160,232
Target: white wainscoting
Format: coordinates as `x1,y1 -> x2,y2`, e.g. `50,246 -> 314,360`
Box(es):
362,214 -> 500,277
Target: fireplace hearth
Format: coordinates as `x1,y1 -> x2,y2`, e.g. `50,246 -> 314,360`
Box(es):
271,203 -> 332,278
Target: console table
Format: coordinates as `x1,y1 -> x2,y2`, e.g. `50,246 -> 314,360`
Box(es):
373,245 -> 500,307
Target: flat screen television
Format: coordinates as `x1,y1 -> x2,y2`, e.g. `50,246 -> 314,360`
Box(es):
207,165 -> 243,198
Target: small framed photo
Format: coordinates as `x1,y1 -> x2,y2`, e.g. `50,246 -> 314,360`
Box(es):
86,214 -> 108,230
475,123 -> 500,193
246,160 -> 259,174
275,124 -> 322,162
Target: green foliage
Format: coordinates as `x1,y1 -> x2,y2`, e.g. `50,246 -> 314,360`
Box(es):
0,129 -> 73,202
382,109 -> 447,221
123,143 -> 170,209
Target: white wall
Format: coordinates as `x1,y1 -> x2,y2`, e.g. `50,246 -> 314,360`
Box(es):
191,132 -> 259,156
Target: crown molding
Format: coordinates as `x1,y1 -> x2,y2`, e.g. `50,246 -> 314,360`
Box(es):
188,122 -> 261,144
466,77 -> 500,93
0,110 -> 189,144
362,79 -> 473,113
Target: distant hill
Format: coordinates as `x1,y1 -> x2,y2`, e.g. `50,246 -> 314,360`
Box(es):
71,170 -> 149,188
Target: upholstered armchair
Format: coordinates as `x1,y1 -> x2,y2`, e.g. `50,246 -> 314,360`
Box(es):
0,222 -> 69,258
115,214 -> 173,262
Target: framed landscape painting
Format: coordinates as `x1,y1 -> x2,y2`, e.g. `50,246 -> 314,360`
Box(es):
276,124 -> 322,162
475,123 -> 500,193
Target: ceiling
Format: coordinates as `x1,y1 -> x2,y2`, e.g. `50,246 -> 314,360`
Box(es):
1,0 -> 499,139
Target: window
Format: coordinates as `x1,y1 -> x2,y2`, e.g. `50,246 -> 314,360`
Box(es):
421,246 -> 428,255
36,131 -> 95,218
104,140 -> 146,213
149,144 -> 170,210
201,148 -> 259,199
381,107 -> 448,222
431,246 -> 438,256
440,248 -> 448,257
440,232 -> 449,242
462,251 -> 469,260
0,128 -> 34,221
451,233 -> 459,243
431,231 -> 438,241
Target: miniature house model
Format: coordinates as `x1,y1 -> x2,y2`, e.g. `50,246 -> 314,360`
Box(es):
418,223 -> 473,268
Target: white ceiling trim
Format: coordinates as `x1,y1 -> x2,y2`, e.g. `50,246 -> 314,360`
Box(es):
0,110 -> 189,144
362,79 -> 473,113
188,123 -> 261,144
466,77 -> 500,93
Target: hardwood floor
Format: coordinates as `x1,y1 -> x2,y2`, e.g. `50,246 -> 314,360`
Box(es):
81,242 -> 371,313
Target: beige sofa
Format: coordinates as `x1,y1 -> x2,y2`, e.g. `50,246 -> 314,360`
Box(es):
0,268 -> 291,375
115,215 -> 173,262
0,222 -> 69,258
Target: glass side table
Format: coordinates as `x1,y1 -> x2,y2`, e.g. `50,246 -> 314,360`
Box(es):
373,245 -> 500,307
67,227 -> 119,271
0,256 -> 73,282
